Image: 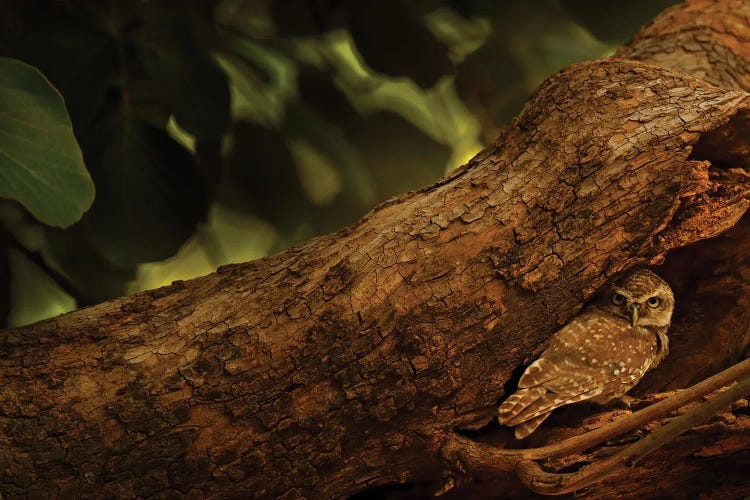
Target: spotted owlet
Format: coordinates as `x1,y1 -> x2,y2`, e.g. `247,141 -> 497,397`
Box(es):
498,268 -> 674,439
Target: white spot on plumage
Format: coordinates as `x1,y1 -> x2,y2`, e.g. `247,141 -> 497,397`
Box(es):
497,269 -> 674,439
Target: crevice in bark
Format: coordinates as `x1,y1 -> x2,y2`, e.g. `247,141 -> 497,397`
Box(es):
498,361 -> 530,408
453,418 -> 502,441
637,212 -> 750,394
453,352 -> 540,443
691,109 -> 750,169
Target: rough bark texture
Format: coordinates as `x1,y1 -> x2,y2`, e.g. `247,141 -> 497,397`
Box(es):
3,1 -> 750,498
441,395 -> 750,499
616,0 -> 750,394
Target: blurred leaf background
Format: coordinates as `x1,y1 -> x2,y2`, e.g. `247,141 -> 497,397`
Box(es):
0,0 -> 679,327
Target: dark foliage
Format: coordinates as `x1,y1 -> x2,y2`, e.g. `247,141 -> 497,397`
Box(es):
0,0 -> 679,326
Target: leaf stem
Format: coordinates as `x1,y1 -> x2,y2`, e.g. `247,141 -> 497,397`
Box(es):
0,225 -> 91,307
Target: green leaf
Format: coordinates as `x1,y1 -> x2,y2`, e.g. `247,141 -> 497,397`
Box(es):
129,17 -> 231,140
6,245 -> 75,328
270,0 -> 346,37
0,57 -> 95,227
44,226 -> 136,304
348,111 -> 451,199
80,114 -> 208,266
225,121 -> 313,228
9,16 -> 117,130
560,0 -> 682,44
283,68 -> 379,231
344,0 -> 454,88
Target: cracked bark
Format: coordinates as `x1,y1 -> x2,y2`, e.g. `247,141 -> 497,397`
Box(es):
3,0 -> 750,498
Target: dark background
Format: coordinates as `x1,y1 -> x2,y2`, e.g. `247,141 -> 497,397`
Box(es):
0,0 -> 679,327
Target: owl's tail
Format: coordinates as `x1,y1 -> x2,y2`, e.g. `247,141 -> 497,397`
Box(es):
498,387 -> 551,439
513,413 -> 550,439
498,387 -> 545,424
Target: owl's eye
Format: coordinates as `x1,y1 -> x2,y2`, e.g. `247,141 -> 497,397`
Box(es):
611,293 -> 626,306
647,296 -> 661,308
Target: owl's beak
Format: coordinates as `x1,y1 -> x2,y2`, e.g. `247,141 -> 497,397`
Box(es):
628,304 -> 639,326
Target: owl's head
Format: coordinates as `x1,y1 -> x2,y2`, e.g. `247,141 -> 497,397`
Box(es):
597,268 -> 674,328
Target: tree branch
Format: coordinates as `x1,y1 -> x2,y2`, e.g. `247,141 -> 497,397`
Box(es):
438,358 -> 750,495
517,374 -> 750,495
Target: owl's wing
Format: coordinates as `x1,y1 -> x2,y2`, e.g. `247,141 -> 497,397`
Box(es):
517,311 -> 617,390
506,372 -> 640,425
504,312 -> 642,425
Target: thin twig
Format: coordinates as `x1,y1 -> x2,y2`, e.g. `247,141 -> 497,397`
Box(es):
506,357 -> 750,460
438,358 -> 750,494
516,374 -> 750,494
0,226 -> 90,307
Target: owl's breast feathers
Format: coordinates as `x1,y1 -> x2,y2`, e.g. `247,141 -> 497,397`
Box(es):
498,311 -> 663,438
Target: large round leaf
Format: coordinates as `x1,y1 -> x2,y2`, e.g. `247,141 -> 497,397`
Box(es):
225,121 -> 313,228
80,115 -> 208,266
343,0 -> 454,88
9,17 -> 116,131
0,58 -> 94,227
44,226 -> 137,305
560,0 -> 681,44
129,15 -> 231,141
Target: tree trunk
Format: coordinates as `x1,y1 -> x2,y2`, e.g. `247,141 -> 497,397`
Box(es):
3,1 -> 750,498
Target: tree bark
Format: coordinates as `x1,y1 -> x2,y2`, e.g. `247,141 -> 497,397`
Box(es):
3,1 -> 750,498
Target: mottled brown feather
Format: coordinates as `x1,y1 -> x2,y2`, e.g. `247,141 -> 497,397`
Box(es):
498,269 -> 673,438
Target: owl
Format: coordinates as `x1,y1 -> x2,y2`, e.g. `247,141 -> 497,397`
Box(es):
498,268 -> 674,439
